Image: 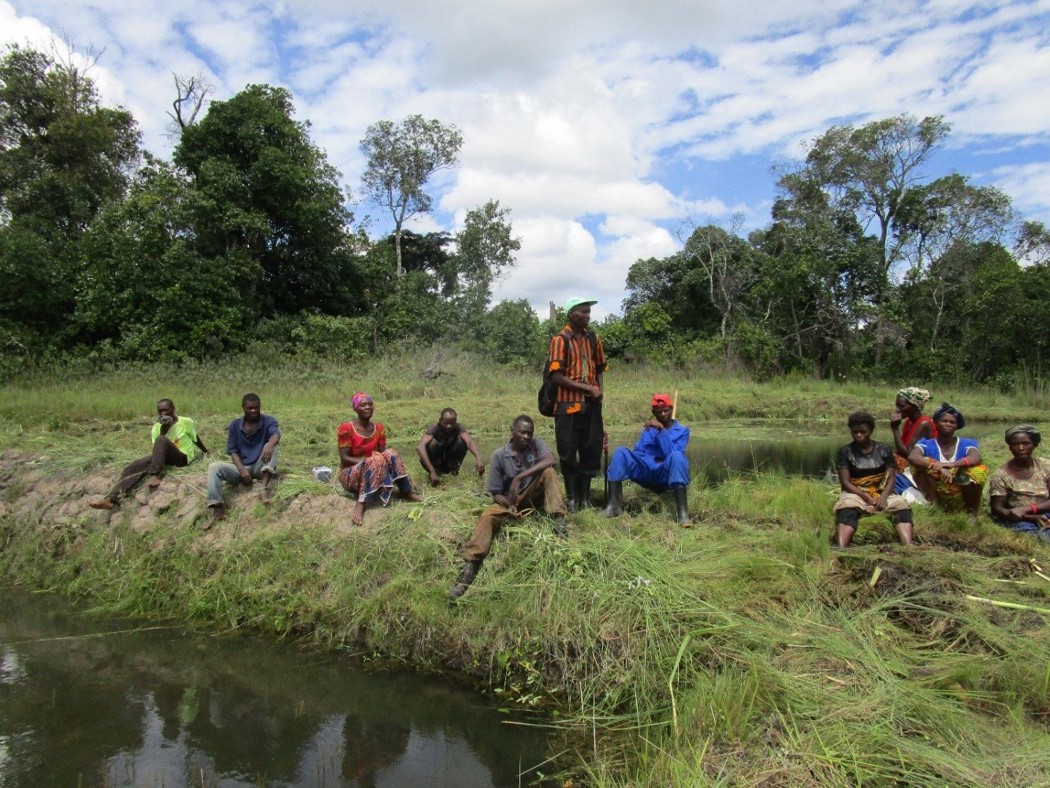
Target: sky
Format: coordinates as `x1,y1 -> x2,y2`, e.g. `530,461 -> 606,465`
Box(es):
3,0 -> 1049,318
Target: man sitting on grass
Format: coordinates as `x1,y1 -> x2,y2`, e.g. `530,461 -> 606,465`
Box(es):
448,414 -> 567,600
204,393 -> 281,529
833,411 -> 914,548
416,407 -> 485,485
90,399 -> 209,510
602,393 -> 692,526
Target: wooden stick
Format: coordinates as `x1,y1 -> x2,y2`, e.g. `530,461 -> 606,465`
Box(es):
672,390 -> 679,421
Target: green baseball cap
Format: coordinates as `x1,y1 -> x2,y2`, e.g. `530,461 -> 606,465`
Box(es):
564,296 -> 597,313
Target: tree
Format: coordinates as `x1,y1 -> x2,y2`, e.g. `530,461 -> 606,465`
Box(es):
166,72 -> 213,134
455,199 -> 520,312
679,219 -> 756,346
0,44 -> 139,346
359,114 -> 462,277
173,84 -> 356,316
780,114 -> 950,278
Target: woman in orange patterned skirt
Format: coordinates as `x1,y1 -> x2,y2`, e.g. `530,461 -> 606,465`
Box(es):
338,392 -> 422,525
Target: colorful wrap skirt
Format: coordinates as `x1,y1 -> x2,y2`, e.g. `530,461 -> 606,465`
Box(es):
339,450 -> 409,504
923,463 -> 989,505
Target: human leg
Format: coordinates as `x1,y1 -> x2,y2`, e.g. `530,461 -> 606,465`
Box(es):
462,504 -> 514,563
441,438 -> 468,474
576,402 -> 604,508
94,455 -> 152,507
520,467 -> 568,535
147,436 -> 187,487
253,448 -> 279,504
554,414 -> 580,511
834,507 -> 861,548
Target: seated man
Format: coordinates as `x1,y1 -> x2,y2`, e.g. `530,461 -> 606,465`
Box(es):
416,408 -> 485,485
91,398 -> 208,509
205,393 -> 281,528
602,393 -> 692,526
448,415 -> 567,600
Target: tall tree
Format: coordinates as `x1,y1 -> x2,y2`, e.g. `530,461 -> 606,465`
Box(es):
0,44 -> 139,346
455,199 -> 520,311
174,84 -> 355,316
780,114 -> 950,278
359,114 -> 462,277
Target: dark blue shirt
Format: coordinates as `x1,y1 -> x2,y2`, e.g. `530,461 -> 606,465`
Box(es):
226,414 -> 280,465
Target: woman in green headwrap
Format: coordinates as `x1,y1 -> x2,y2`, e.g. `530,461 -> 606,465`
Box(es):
890,386 -> 935,495
989,425 -> 1050,542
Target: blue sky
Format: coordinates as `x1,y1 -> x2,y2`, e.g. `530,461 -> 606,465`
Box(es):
3,0 -> 1048,318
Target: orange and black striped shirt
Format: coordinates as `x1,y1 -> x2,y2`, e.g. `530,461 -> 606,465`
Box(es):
545,325 -> 607,415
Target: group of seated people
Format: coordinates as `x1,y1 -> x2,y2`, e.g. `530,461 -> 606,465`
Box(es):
833,386 -> 1050,547
87,384 -> 1047,599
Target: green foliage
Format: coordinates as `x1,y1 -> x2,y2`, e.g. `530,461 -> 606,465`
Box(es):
477,299 -> 544,366
289,313 -> 373,361
174,84 -> 356,317
455,199 -> 521,312
0,45 -> 140,345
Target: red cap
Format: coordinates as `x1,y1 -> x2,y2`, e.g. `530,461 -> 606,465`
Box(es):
651,393 -> 672,407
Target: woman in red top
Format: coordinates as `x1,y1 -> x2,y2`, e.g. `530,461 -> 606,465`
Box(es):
338,392 -> 422,525
890,386 -> 936,495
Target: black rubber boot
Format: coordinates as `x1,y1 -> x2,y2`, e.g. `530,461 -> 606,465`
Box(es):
563,474 -> 578,513
578,476 -> 593,509
602,480 -> 623,517
448,560 -> 482,600
553,515 -> 568,538
674,487 -> 693,527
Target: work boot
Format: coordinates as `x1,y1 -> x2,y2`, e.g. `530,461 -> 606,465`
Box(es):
563,474 -> 578,513
448,560 -> 482,600
578,476 -> 593,509
674,487 -> 693,527
602,481 -> 623,517
553,515 -> 568,538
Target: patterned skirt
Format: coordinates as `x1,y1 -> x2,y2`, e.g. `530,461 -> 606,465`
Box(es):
339,450 -> 408,505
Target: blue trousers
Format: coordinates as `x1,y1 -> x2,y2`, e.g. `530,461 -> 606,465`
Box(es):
607,448 -> 690,490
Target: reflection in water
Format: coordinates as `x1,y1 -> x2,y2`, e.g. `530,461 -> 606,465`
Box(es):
0,590 -> 549,787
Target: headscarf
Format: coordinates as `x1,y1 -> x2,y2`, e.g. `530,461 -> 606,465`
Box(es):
897,387 -> 931,409
1005,424 -> 1041,448
933,402 -> 965,429
351,392 -> 372,409
651,393 -> 673,408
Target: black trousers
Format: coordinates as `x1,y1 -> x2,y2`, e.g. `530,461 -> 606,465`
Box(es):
421,436 -> 468,473
554,400 -> 603,478
106,436 -> 187,502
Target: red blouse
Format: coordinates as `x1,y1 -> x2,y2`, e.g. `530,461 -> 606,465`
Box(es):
337,422 -> 386,467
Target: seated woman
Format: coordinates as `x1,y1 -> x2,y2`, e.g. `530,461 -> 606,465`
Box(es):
906,403 -> 987,517
834,411 -> 914,548
338,392 -> 423,526
890,386 -> 936,495
988,425 -> 1050,543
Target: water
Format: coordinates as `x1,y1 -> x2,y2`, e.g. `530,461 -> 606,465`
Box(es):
0,590 -> 551,787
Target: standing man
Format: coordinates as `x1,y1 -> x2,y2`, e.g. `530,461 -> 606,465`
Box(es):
602,393 -> 692,526
545,296 -> 607,511
90,399 -> 209,509
205,393 -> 281,528
448,415 -> 567,599
416,408 -> 485,485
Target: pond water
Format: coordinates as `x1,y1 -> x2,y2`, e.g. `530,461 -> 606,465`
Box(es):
0,590 -> 551,787
475,419 -> 1019,488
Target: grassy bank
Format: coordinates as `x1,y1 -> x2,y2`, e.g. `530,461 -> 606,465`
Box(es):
2,356 -> 1050,785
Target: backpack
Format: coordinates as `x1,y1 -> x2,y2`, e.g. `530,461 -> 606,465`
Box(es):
538,328 -> 599,418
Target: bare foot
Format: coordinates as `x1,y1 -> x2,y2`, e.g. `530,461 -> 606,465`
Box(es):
401,491 -> 424,502
203,504 -> 224,531
147,475 -> 162,489
89,498 -> 115,510
351,502 -> 365,526
259,487 -> 272,505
